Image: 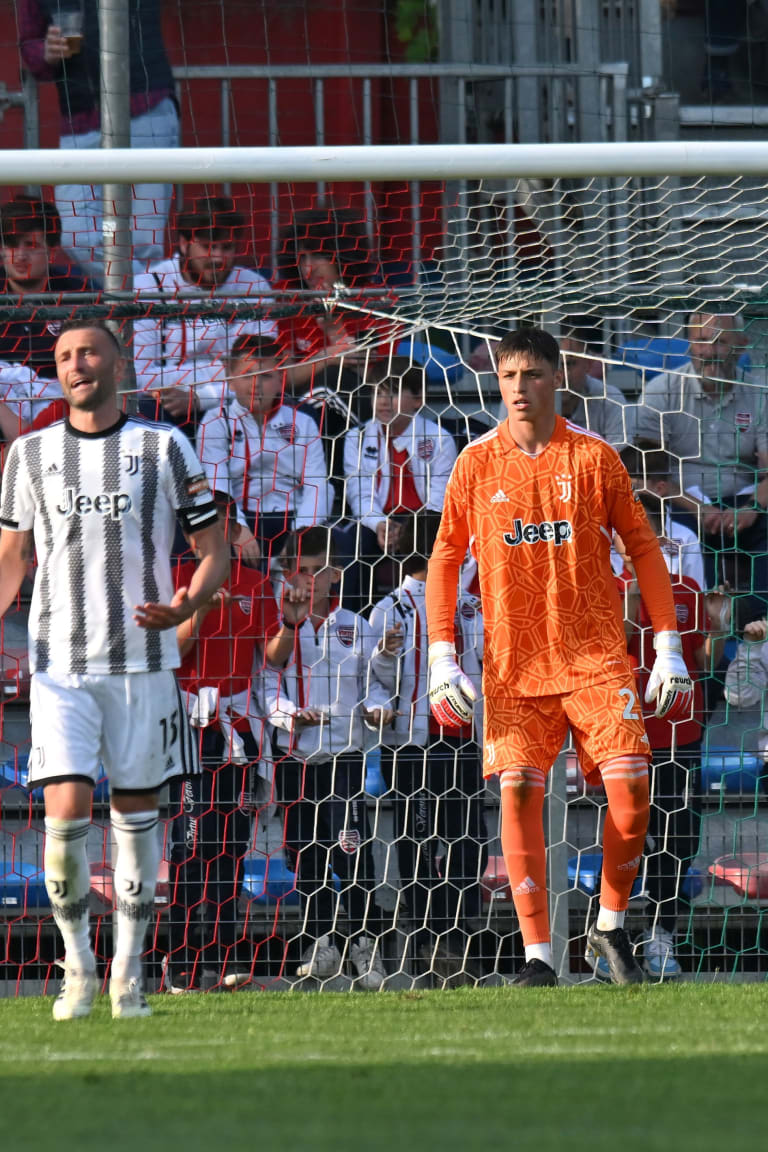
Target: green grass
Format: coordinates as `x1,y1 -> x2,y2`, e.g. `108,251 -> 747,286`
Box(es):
1,985 -> 767,1151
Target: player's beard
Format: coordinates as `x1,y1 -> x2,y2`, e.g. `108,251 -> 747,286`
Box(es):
66,376 -> 115,412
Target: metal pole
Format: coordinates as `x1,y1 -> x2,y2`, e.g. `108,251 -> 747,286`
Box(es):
100,0 -> 134,405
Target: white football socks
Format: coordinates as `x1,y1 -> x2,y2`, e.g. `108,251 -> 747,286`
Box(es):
525,942 -> 553,967
596,907 -> 625,931
44,816 -> 95,973
110,809 -> 160,985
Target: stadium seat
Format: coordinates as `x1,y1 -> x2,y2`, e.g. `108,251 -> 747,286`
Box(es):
0,753 -> 109,802
481,855 -> 513,904
0,861 -> 49,912
241,855 -> 301,905
568,853 -> 643,899
89,859 -> 170,910
568,854 -> 701,900
708,854 -> 768,900
699,749 -> 764,793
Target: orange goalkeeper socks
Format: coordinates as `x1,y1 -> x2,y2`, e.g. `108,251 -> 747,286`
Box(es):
599,756 -> 650,912
499,766 -> 550,945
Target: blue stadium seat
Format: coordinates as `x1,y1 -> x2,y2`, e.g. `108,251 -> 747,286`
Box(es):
568,854 -> 701,899
0,754 -> 109,801
0,861 -> 49,911
617,337 -> 750,380
699,749 -> 764,793
241,855 -> 301,905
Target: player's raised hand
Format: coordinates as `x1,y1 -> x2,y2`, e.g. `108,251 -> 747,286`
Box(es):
134,585 -> 196,630
644,630 -> 693,720
428,641 -> 477,727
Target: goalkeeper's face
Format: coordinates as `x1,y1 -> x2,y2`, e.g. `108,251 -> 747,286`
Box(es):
498,352 -> 562,428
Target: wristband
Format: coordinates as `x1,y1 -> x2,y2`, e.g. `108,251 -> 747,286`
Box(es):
281,617 -> 297,631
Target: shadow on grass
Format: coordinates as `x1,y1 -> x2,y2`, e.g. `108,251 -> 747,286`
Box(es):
3,1053 -> 767,1152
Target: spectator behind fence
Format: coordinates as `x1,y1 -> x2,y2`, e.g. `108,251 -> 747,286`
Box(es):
277,206 -> 392,417
196,335 -> 332,571
166,493 -> 295,993
134,197 -> 276,431
619,446 -> 706,595
0,318 -> 230,1020
342,361 -> 457,603
368,511 -> 488,985
723,617 -> 768,757
631,310 -> 768,626
615,493 -> 730,980
264,526 -> 390,989
0,197 -> 91,382
19,0 -> 180,284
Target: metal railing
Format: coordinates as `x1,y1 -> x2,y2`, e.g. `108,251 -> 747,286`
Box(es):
19,60 -> 632,283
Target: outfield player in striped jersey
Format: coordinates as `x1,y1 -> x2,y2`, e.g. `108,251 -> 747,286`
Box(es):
0,319 -> 229,1020
426,327 -> 693,986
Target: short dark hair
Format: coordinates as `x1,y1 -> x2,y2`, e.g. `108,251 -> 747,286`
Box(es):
228,334 -> 284,363
176,195 -> 245,243
277,207 -> 374,288
55,318 -> 124,356
281,525 -> 338,569
398,510 -> 442,574
0,196 -> 62,248
372,364 -> 425,400
495,327 -> 560,370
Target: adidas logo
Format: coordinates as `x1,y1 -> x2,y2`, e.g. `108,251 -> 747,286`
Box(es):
44,462 -> 60,475
513,875 -> 539,895
490,489 -> 509,504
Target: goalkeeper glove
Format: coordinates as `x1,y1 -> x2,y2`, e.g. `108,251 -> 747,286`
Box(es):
428,641 -> 478,727
644,631 -> 693,721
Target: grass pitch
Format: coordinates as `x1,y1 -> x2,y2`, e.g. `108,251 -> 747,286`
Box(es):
0,984 -> 766,1152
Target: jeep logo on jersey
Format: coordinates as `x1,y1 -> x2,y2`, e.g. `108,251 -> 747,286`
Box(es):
503,519 -> 572,546
57,488 -> 132,520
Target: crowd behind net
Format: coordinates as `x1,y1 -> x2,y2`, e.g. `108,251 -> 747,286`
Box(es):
2,157 -> 768,991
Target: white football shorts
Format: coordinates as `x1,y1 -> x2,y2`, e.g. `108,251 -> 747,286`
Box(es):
28,669 -> 199,792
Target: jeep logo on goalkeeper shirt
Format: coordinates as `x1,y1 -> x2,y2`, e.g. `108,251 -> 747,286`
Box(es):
57,488 -> 132,520
503,518 -> 572,546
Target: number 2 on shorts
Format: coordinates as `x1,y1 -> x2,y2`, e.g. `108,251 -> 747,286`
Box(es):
618,686 -> 640,721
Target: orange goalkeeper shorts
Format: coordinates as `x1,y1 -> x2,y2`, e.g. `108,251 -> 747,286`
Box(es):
483,672 -> 650,781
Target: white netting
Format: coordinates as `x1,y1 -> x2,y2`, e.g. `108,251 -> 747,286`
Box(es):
1,151 -> 768,994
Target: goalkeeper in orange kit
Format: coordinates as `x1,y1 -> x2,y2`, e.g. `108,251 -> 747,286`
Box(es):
425,327 -> 692,985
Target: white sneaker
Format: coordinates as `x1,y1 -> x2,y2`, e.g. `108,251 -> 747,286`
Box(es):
221,969 -> 253,990
643,927 -> 682,980
111,976 -> 152,1018
349,935 -> 386,990
52,968 -> 98,1021
295,934 -> 342,979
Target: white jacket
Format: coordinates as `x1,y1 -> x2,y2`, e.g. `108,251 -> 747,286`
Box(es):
724,639 -> 768,757
197,400 -> 333,529
343,412 -> 457,533
0,361 -> 60,426
368,574 -> 484,747
264,607 -> 390,761
133,256 -> 277,412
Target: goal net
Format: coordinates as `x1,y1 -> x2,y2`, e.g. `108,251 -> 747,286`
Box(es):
1,148 -> 767,994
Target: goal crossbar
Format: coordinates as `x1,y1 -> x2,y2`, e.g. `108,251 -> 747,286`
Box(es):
6,142 -> 768,184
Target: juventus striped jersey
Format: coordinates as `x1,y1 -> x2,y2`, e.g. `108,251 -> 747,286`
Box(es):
0,414 -> 217,676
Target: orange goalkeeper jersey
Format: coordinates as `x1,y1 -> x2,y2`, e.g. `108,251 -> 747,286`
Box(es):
427,416 -> 678,699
